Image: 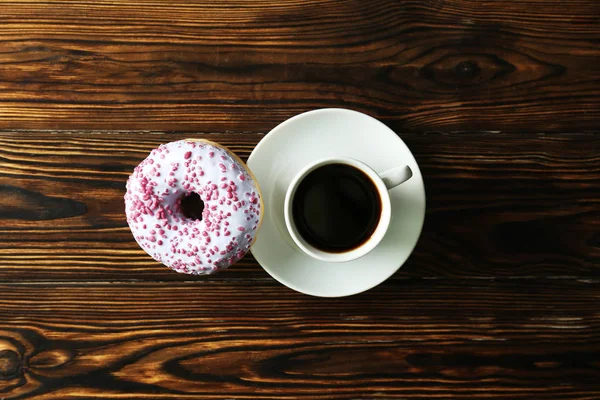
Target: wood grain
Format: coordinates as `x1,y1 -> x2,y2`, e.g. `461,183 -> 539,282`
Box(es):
0,280 -> 599,399
0,0 -> 599,132
0,131 -> 597,281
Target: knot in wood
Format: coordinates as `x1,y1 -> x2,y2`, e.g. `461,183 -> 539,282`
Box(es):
455,61 -> 480,78
0,350 -> 21,379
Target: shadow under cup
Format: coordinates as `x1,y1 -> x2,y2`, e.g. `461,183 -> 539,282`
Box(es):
284,157 -> 393,263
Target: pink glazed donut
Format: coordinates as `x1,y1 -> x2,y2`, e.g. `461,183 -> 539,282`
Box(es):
124,139 -> 263,275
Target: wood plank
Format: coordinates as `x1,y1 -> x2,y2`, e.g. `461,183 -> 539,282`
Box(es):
0,131 -> 597,281
0,0 -> 599,132
0,280 -> 598,399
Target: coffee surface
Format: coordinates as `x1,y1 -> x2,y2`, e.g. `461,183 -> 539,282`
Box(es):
292,163 -> 381,253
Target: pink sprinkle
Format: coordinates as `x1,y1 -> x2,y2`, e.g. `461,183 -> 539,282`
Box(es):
184,151 -> 192,159
218,163 -> 227,172
237,226 -> 245,232
209,151 -> 214,158
224,231 -> 231,236
157,240 -> 163,245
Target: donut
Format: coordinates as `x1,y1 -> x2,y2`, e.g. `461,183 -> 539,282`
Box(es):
124,139 -> 263,275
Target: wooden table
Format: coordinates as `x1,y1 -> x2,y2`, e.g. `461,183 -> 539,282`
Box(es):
1,1 -> 599,398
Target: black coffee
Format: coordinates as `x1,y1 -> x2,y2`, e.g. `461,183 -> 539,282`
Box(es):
291,163 -> 381,253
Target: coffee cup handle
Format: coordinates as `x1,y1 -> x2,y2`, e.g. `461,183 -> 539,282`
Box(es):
380,165 -> 413,190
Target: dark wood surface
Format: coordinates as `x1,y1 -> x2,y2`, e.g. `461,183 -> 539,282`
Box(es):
0,132 -> 597,282
1,280 -> 599,399
0,0 -> 599,399
1,0 -> 599,133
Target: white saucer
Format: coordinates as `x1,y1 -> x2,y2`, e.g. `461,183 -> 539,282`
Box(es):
247,108 -> 426,297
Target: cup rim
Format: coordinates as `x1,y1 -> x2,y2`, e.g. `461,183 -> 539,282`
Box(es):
283,157 -> 392,263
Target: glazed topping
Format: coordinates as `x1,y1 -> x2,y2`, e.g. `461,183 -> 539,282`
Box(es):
124,140 -> 261,274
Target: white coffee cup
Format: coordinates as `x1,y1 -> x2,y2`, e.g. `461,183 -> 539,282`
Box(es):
284,157 -> 412,263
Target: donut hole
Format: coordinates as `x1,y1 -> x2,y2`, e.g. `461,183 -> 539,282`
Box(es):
180,192 -> 205,221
